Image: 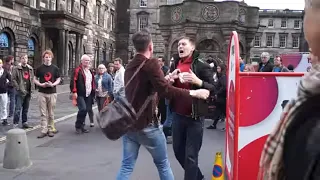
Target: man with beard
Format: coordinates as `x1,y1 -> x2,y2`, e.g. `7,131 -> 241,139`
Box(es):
169,37 -> 215,180
259,0 -> 320,179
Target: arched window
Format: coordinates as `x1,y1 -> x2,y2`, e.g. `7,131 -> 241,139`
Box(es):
102,42 -> 107,64
83,45 -> 86,54
0,32 -> 11,59
28,38 -> 35,66
109,44 -> 113,62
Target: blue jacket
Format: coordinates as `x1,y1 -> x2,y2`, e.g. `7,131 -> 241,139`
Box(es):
94,73 -> 113,97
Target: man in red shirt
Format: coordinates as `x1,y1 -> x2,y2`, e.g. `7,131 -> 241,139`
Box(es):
169,37 -> 215,180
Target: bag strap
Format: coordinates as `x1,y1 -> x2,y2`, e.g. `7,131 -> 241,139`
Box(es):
125,60 -> 147,87
121,59 -> 155,119
136,92 -> 155,119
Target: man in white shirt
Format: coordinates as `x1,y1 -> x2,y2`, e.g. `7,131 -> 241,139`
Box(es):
113,58 -> 125,98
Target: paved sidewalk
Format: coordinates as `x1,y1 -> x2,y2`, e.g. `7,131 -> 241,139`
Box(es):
0,84 -> 77,138
0,116 -> 225,180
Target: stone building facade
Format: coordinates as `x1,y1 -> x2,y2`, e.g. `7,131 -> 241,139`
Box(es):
116,0 -> 260,63
250,9 -> 306,61
116,0 -> 307,64
0,0 -> 116,77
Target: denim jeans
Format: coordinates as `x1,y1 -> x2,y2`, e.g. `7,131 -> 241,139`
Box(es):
13,93 -> 31,124
116,125 -> 174,180
163,102 -> 173,138
172,113 -> 204,180
75,95 -> 93,129
163,105 -> 173,128
7,87 -> 15,117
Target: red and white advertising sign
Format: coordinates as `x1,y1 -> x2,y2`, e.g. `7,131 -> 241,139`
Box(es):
225,31 -> 305,180
281,53 -> 311,72
225,31 -> 240,180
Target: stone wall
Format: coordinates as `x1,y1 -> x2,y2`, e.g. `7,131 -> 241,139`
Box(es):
0,0 -> 115,71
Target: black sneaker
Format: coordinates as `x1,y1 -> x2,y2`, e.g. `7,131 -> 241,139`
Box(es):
206,125 -> 217,129
22,123 -> 32,129
81,128 -> 89,133
75,128 -> 82,134
2,120 -> 10,126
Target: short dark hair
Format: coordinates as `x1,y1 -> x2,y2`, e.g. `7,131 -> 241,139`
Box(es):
178,36 -> 196,45
113,57 -> 122,64
5,55 -> 14,63
132,29 -> 152,53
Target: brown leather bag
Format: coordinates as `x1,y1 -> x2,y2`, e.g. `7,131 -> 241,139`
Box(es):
97,60 -> 155,140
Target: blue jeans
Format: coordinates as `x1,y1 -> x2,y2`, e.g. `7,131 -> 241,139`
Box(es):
75,95 -> 93,129
13,93 -> 31,124
163,105 -> 173,128
116,125 -> 174,180
7,87 -> 15,117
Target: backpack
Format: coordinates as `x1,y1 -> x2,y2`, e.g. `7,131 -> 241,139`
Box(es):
96,60 -> 155,140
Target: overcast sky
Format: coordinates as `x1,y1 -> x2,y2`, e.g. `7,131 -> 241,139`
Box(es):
216,0 -> 305,10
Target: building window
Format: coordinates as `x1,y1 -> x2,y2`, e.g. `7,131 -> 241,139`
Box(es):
138,16 -> 148,31
28,38 -> 35,66
110,12 -> 114,30
267,19 -> 274,27
67,0 -> 74,13
50,0 -> 56,10
292,36 -> 300,48
30,0 -> 37,8
167,0 -> 184,5
281,19 -> 287,28
0,32 -> 11,60
266,35 -> 274,47
80,5 -> 85,18
96,3 -> 101,25
140,0 -> 147,7
294,20 -> 300,29
2,0 -> 14,9
253,36 -> 261,47
80,0 -> 87,19
104,7 -> 109,29
279,35 -> 287,48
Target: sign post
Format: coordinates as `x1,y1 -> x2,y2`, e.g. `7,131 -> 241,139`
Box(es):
225,31 -> 240,180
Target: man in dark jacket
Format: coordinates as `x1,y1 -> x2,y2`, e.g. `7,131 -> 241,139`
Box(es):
3,55 -> 15,117
116,29 -> 210,180
70,54 -> 95,134
169,36 -> 215,180
258,52 -> 274,72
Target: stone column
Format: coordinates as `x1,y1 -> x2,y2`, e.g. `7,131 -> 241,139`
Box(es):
75,33 -> 83,66
58,29 -> 66,76
64,30 -> 69,76
40,28 -> 45,53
